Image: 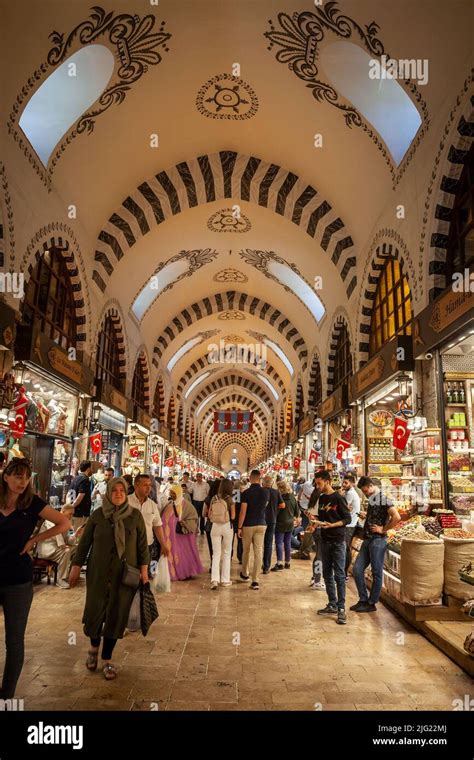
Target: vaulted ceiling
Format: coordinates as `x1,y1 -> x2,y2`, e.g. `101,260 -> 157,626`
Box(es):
1,0 -> 472,470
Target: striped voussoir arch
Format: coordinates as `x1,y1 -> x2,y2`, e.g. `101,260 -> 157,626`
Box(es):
210,432 -> 261,455
167,395 -> 176,430
327,316 -> 351,395
93,151 -> 357,298
191,374 -> 274,415
152,376 -> 166,423
285,395 -> 293,433
153,291 -> 308,371
24,237 -> 87,351
295,380 -> 304,421
428,99 -> 474,300
177,355 -> 286,399
133,350 -> 151,410
358,241 -> 413,366
98,307 -> 127,383
308,352 -> 323,409
0,218 -> 4,269
201,393 -> 268,422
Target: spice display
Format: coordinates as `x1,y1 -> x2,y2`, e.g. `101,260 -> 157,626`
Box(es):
443,528 -> 474,539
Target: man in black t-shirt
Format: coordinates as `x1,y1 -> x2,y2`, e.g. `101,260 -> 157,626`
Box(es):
351,477 -> 401,613
314,470 -> 352,624
70,460 -> 92,530
238,470 -> 268,589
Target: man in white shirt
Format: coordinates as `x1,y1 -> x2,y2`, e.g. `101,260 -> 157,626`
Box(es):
128,474 -> 169,561
37,504 -> 80,588
181,472 -> 194,498
342,474 -> 361,579
297,478 -> 316,528
191,472 -> 210,535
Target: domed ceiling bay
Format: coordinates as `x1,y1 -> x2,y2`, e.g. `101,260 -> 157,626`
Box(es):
1,0 -> 472,475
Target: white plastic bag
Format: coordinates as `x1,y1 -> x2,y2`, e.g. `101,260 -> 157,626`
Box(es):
127,589 -> 141,631
152,556 -> 171,593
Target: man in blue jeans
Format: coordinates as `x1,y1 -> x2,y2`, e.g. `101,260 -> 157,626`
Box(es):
351,477 -> 401,613
313,471 -> 352,625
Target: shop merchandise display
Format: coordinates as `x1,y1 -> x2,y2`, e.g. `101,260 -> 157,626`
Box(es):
443,532 -> 474,601
400,531 -> 444,605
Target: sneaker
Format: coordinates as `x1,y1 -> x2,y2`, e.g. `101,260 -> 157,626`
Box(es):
349,600 -> 366,611
56,580 -> 70,589
312,581 -> 326,590
317,605 -> 338,615
357,603 -> 377,613
284,562 -> 291,569
262,568 -> 271,575
210,581 -> 218,590
250,582 -> 259,590
337,609 -> 347,625
271,564 -> 283,572
220,581 -> 232,587
239,572 -> 250,582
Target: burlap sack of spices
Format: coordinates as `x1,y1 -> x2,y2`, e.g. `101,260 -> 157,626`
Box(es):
443,535 -> 474,601
401,537 -> 444,605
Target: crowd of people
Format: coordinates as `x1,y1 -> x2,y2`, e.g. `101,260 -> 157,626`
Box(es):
0,457 -> 401,693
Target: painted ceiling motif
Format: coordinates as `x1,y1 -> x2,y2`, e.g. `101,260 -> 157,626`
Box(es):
196,74 -> 259,120
207,208 -> 252,233
213,268 -> 248,283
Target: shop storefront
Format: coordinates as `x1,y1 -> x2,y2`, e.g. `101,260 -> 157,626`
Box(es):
123,407 -> 152,476
413,288 -> 474,521
318,384 -> 358,484
13,324 -> 94,502
0,301 -> 18,464
93,379 -> 132,475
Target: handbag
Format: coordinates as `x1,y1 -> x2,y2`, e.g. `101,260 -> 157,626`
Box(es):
173,504 -> 184,534
140,581 -> 159,636
121,560 -> 141,589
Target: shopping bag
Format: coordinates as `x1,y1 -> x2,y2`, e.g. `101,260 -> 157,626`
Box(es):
126,589 -> 141,631
140,582 -> 159,636
151,555 -> 171,593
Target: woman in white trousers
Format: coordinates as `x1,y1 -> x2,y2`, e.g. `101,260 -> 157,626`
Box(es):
204,479 -> 235,589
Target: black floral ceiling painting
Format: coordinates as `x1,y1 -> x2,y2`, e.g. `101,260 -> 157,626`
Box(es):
264,2 -> 428,185
8,6 -> 171,188
196,74 -> 259,120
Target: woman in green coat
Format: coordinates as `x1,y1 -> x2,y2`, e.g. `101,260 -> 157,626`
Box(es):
69,477 -> 149,680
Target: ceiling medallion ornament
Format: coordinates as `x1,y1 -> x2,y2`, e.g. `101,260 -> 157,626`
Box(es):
218,311 -> 246,321
224,335 -> 245,344
8,7 -> 171,188
196,74 -> 259,120
213,268 -> 248,283
264,3 -> 428,184
208,208 -> 252,234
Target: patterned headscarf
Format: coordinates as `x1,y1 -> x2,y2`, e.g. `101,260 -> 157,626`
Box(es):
101,477 -> 133,558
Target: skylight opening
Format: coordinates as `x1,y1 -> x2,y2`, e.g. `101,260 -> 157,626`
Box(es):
319,41 -> 422,166
184,372 -> 212,399
268,261 -> 325,323
167,336 -> 202,372
256,373 -> 279,401
196,393 -> 218,416
263,339 -> 294,377
132,259 -> 190,321
19,45 -> 115,167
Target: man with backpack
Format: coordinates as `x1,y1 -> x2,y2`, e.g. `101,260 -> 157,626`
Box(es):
203,479 -> 235,589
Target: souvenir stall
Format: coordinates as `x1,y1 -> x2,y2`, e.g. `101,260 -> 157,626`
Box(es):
0,301 -> 18,463
123,407 -> 152,476
92,379 -> 132,475
12,323 -> 94,502
318,384 -> 352,486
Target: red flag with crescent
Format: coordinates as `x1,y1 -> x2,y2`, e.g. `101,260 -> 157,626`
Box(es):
308,447 -> 318,463
129,445 -> 139,459
336,439 -> 351,460
9,386 -> 28,440
151,452 -> 160,464
293,457 -> 301,470
392,415 -> 410,450
89,432 -> 102,454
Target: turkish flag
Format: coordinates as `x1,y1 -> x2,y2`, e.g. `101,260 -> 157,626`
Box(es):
151,452 -> 160,464
293,457 -> 301,470
129,445 -> 139,458
308,447 -> 318,463
9,386 -> 28,440
393,416 -> 410,450
90,432 -> 102,454
336,439 -> 351,460
273,463 -> 281,471
282,460 -> 289,469
164,457 -> 174,467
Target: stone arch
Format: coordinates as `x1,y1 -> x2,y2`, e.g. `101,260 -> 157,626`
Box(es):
177,353 -> 286,400
152,375 -> 166,423
357,235 -> 415,366
326,312 -> 354,395
93,151 -> 357,297
285,394 -> 293,433
190,374 -> 274,415
131,347 -> 151,411
166,394 -> 176,430
153,291 -> 308,372
295,378 -> 304,421
93,301 -> 128,384
308,350 -> 323,409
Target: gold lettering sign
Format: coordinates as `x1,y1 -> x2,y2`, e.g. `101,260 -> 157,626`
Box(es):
47,346 -> 84,384
110,389 -> 128,413
320,395 -> 336,418
355,355 -> 385,394
429,291 -> 474,333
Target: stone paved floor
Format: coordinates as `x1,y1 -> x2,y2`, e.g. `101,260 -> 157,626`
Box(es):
6,537 -> 474,711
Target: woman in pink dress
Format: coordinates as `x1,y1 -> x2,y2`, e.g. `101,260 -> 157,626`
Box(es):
162,485 -> 204,581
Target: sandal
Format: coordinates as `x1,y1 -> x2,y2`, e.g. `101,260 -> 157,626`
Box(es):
86,649 -> 99,671
102,663 -> 117,680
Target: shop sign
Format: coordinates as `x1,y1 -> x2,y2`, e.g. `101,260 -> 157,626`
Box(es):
318,384 -> 348,421
349,336 -> 413,401
289,424 -> 298,443
413,289 -> 474,357
94,379 -> 132,418
15,325 -> 94,394
0,302 -> 16,350
299,412 -> 314,435
135,406 -> 151,430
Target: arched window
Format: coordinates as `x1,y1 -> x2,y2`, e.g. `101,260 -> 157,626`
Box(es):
95,315 -> 123,392
333,324 -> 352,389
446,143 -> 474,280
22,247 -> 77,350
132,355 -> 147,411
369,258 -> 412,356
